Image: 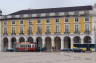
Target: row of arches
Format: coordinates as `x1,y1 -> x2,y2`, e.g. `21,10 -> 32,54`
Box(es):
3,36 -> 91,51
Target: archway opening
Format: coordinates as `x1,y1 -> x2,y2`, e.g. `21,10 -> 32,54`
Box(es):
73,36 -> 81,44
45,37 -> 52,51
84,36 -> 91,44
3,37 -> 8,51
11,37 -> 16,48
54,37 -> 61,51
36,37 -> 42,50
64,36 -> 71,48
28,37 -> 33,43
19,37 -> 25,42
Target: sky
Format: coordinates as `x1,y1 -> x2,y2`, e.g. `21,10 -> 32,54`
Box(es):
0,0 -> 95,14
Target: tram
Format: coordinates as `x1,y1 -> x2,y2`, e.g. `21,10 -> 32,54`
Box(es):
16,42 -> 37,52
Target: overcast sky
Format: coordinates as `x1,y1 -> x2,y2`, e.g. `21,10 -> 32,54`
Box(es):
0,0 -> 95,14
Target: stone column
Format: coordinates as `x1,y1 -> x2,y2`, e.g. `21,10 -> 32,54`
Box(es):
8,38 -> 12,49
61,37 -> 64,50
42,37 -> 45,48
71,37 -> 73,49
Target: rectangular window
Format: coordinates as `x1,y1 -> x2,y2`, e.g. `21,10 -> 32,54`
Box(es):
65,24 -> 69,33
94,24 -> 96,32
12,20 -> 15,24
75,24 -> 79,33
46,19 -> 50,23
55,24 -> 59,33
56,18 -> 59,23
28,26 -> 32,34
75,17 -> 79,22
4,21 -> 7,25
12,26 -> 15,34
85,16 -> 89,22
85,23 -> 90,33
4,27 -> 7,34
37,25 -> 42,34
20,25 -> 24,34
38,19 -> 41,24
20,20 -> 23,24
28,19 -> 32,25
46,25 -> 50,34
65,17 -> 69,22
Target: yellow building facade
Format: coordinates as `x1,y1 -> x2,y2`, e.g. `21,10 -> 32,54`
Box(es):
0,5 -> 96,52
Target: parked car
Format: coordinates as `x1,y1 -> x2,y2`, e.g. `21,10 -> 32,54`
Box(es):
6,48 -> 16,52
72,48 -> 83,52
61,48 -> 72,52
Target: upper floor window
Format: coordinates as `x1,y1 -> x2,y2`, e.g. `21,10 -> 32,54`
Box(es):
38,19 -> 41,24
75,24 -> 79,33
12,20 -> 15,24
94,24 -> 96,32
12,26 -> 15,34
46,25 -> 50,33
28,26 -> 32,34
20,25 -> 24,34
46,19 -> 50,23
56,18 -> 59,23
85,16 -> 89,22
65,24 -> 69,33
85,23 -> 90,32
65,17 -> 69,22
4,21 -> 7,25
55,24 -> 59,33
75,17 -> 79,22
20,20 -> 23,24
37,25 -> 42,34
28,19 -> 32,25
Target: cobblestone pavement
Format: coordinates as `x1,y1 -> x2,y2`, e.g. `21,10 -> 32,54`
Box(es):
0,52 -> 96,63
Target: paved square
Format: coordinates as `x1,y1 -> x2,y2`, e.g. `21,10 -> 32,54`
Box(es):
0,52 -> 96,63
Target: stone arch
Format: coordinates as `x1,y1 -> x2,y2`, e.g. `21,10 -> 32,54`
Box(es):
54,36 -> 61,51
3,37 -> 8,51
11,37 -> 16,48
36,37 -> 42,50
64,36 -> 71,48
73,36 -> 81,44
27,37 -> 33,43
19,37 -> 25,42
45,37 -> 52,51
84,36 -> 91,44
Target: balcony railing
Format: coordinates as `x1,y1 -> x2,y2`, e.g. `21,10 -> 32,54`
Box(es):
74,31 -> 80,34
84,31 -> 91,34
64,32 -> 70,34
45,32 -> 51,34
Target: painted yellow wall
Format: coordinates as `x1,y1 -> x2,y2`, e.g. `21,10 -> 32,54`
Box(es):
90,16 -> 92,32
16,20 -> 20,35
69,17 -> 74,33
1,21 -> 4,35
32,19 -> 37,34
7,20 -> 12,36
79,16 -> 84,33
59,18 -> 64,34
41,19 -> 46,34
24,19 -> 28,35
50,18 -> 55,34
